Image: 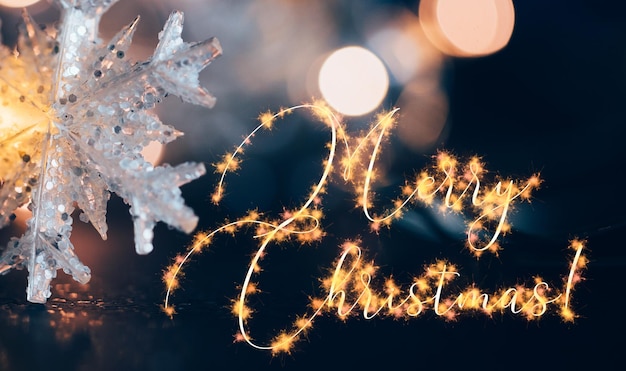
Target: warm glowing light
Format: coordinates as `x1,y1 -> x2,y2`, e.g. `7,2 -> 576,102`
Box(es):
420,0 -> 515,57
318,46 -> 389,116
0,41 -> 52,225
0,0 -> 40,7
163,102 -> 585,355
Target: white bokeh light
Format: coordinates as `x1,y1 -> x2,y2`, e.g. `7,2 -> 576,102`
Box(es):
318,46 -> 389,116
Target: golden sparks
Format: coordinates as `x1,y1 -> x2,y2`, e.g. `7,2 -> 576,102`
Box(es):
162,103 -> 587,355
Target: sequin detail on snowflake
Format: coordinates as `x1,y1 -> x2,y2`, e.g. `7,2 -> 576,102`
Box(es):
0,0 -> 221,303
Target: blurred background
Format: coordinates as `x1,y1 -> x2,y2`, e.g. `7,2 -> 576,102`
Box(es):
0,0 -> 625,369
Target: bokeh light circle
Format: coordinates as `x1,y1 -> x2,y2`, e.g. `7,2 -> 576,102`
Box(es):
318,46 -> 389,116
420,0 -> 515,57
0,0 -> 40,7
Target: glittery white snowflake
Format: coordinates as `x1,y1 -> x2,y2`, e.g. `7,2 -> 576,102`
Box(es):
0,0 -> 221,303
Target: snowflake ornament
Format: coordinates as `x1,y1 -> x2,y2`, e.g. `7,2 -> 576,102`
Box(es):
0,0 -> 221,303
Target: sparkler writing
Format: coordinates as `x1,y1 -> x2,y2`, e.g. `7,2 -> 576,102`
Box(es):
163,102 -> 587,355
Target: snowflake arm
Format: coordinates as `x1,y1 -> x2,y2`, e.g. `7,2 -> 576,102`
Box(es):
0,1 -> 221,303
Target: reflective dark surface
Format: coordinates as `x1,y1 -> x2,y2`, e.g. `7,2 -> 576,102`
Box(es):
1,0 -> 625,370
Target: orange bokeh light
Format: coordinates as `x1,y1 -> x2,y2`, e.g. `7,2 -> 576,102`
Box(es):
0,0 -> 40,7
419,0 -> 515,57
